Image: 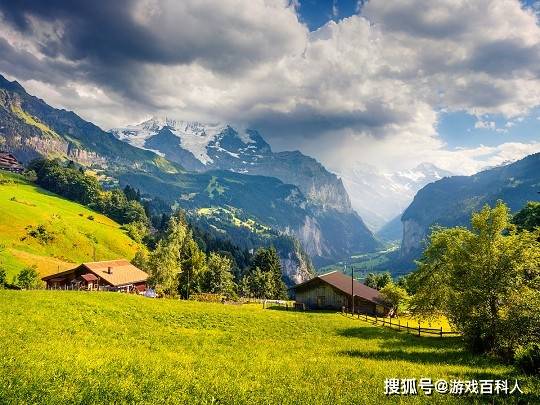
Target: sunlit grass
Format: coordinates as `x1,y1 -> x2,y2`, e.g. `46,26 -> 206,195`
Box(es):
0,172 -> 137,279
0,290 -> 537,404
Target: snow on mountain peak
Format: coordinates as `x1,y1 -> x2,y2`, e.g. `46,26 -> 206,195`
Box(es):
111,117 -> 255,165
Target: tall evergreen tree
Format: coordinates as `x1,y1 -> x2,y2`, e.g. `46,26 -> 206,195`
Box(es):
247,247 -> 287,299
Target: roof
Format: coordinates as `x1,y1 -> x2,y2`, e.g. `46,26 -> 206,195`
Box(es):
291,271 -> 383,304
81,260 -> 148,286
80,273 -> 98,282
43,259 -> 148,287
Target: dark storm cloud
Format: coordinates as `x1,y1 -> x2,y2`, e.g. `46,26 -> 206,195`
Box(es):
0,0 -> 303,68
0,0 -> 212,65
0,36 -> 74,84
248,101 -> 411,141
0,0 -> 306,105
467,39 -> 540,77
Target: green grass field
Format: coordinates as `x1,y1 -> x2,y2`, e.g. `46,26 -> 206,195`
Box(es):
0,291 -> 537,404
0,172 -> 138,280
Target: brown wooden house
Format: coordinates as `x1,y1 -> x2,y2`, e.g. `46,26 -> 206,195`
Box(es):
290,271 -> 389,315
0,151 -> 24,173
42,259 -> 148,293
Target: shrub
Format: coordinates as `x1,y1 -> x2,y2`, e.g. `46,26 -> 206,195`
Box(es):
15,266 -> 40,289
23,170 -> 37,182
0,268 -> 6,288
25,224 -> 55,244
515,343 -> 540,375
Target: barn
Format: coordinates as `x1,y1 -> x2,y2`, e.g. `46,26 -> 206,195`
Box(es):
42,259 -> 148,293
291,271 -> 389,315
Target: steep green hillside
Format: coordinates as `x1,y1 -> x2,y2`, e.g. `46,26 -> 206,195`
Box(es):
401,153 -> 540,260
0,172 -> 137,279
1,291 -> 534,404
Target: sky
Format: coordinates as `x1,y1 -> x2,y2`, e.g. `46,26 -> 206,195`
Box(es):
0,0 -> 539,178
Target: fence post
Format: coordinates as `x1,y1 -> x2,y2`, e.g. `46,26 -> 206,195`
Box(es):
398,319 -> 401,331
383,318 -> 385,327
375,315 -> 377,324
407,321 -> 409,333
418,323 -> 421,337
365,313 -> 367,322
440,326 -> 443,337
390,317 -> 392,329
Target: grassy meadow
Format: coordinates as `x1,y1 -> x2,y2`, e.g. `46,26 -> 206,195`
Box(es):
0,172 -> 137,279
0,290 -> 538,404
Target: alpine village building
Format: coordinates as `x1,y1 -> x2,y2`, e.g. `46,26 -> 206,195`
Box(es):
291,271 -> 390,316
0,151 -> 24,173
42,260 -> 148,293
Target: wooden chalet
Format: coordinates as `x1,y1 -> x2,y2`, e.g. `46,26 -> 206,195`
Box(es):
290,271 -> 390,315
42,259 -> 148,293
0,151 -> 24,173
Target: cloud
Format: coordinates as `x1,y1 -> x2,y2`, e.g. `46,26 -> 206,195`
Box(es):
475,120 -> 497,130
0,0 -> 539,182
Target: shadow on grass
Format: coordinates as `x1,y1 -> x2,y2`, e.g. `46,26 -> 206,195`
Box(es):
336,329 -> 540,403
336,326 -> 515,370
338,326 -> 462,349
339,348 -> 497,367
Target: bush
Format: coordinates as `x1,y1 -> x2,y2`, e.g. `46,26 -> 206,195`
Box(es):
0,269 -> 6,288
25,224 -> 55,244
23,170 -> 37,182
515,343 -> 540,375
16,266 -> 40,289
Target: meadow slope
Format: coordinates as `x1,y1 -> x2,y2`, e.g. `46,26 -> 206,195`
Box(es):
0,291 -> 537,404
0,172 -> 137,279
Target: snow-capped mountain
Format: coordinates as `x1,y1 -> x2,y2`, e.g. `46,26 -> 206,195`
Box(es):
111,117 -> 270,171
340,162 -> 454,231
111,117 -> 353,214
111,117 -> 381,265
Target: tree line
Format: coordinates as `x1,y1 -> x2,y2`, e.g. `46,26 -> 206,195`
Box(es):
133,212 -> 288,300
28,159 -> 149,234
23,159 -> 289,300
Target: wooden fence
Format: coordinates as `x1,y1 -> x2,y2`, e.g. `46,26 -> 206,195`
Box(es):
342,310 -> 460,337
262,299 -> 302,310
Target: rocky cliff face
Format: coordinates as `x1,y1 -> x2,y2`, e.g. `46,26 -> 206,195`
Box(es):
281,249 -> 313,285
400,219 -> 426,258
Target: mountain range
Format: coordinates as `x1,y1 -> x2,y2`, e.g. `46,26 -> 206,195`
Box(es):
340,162 -> 453,231
0,74 -> 380,282
111,117 -> 353,214
400,152 -> 540,261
